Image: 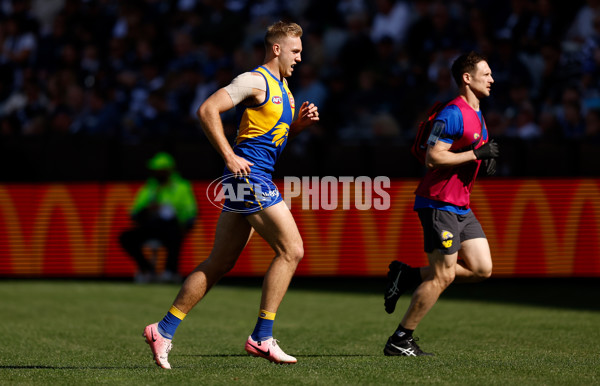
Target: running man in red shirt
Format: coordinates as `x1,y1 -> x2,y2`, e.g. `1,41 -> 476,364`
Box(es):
384,51 -> 500,356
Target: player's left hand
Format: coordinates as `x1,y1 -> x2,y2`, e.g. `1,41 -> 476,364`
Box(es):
483,158 -> 496,176
297,101 -> 319,128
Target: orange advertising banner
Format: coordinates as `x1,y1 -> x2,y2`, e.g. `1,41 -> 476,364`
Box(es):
0,179 -> 598,278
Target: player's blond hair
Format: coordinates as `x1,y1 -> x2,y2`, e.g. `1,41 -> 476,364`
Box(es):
264,21 -> 303,49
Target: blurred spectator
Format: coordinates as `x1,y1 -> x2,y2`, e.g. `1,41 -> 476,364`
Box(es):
494,0 -> 532,45
112,2 -> 142,40
486,38 -> 533,110
565,0 -> 600,44
35,13 -> 68,73
70,87 -> 120,137
555,86 -> 586,139
30,0 -> 64,35
516,0 -> 566,101
539,108 -> 562,141
522,0 -> 564,51
1,15 -> 37,89
337,0 -> 369,21
408,2 -> 463,68
129,88 -> 181,141
294,63 -> 328,110
507,82 -> 532,116
242,0 -> 289,45
126,61 -> 164,122
537,43 -> 565,106
193,0 -> 244,54
319,70 -> 350,141
466,7 -> 493,54
106,37 -> 130,74
484,109 -> 510,139
584,108 -> 600,141
371,111 -> 400,139
372,35 -> 398,81
337,11 -> 377,87
167,31 -> 202,74
299,25 -> 326,70
558,100 -> 585,139
580,13 -> 600,108
370,0 -> 411,47
339,69 -> 392,141
506,101 -> 542,140
80,44 -> 101,86
0,76 -> 48,136
427,65 -> 457,106
119,152 -> 197,283
189,64 -> 236,137
290,63 -> 330,155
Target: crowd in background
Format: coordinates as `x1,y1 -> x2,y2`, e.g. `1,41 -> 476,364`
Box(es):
1,0 -> 600,177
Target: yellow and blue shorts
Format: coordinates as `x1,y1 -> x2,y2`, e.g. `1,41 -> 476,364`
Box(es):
221,173 -> 282,215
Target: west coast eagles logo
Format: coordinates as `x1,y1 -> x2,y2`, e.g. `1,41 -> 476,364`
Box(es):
441,230 -> 454,248
271,122 -> 289,147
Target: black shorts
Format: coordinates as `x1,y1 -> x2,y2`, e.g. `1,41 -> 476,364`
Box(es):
417,208 -> 486,255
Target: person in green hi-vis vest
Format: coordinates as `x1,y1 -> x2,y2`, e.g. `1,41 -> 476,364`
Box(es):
119,152 -> 197,284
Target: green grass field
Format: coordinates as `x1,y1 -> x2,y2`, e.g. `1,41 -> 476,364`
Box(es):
0,278 -> 598,385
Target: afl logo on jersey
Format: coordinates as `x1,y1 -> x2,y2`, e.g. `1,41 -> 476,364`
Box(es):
272,96 -> 282,104
288,92 -> 295,109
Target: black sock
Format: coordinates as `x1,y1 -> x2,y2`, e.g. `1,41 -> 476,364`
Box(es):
394,324 -> 414,339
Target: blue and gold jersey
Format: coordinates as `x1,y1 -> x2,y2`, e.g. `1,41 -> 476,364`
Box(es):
232,66 -> 295,175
